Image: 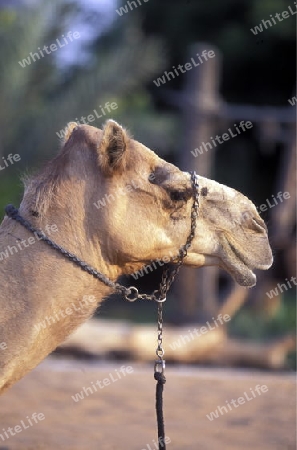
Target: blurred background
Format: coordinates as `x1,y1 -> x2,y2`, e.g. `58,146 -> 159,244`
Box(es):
0,0 -> 295,367
0,1 -> 296,448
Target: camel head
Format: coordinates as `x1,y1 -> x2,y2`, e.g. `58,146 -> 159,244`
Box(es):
30,120 -> 273,288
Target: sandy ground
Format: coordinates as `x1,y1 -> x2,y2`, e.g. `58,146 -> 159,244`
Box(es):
0,358 -> 295,450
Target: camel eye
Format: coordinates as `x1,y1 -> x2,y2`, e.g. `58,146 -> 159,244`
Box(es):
170,190 -> 187,202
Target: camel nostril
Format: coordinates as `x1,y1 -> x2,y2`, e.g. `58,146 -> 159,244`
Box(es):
240,211 -> 267,233
251,216 -> 267,233
201,187 -> 208,197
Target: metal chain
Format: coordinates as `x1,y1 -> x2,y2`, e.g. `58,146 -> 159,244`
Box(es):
150,172 -> 199,387
156,302 -> 165,358
154,300 -> 166,373
119,171 -> 200,303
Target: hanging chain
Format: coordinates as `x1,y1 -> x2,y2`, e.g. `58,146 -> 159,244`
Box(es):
155,301 -> 165,369
5,170 -> 200,450
153,170 -> 200,412
120,171 -> 200,303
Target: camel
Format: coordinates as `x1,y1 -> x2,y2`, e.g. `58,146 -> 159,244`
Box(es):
0,120 -> 273,393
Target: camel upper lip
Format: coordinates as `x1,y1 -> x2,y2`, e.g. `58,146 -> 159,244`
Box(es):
227,233 -> 273,269
228,241 -> 254,270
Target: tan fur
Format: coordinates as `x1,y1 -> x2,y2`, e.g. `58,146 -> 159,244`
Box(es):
61,121 -> 78,145
0,121 -> 273,393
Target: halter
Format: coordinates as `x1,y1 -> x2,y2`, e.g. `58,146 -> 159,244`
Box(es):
5,171 -> 199,302
5,170 -> 200,450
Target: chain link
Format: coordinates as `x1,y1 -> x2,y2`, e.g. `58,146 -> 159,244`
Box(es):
156,302 -> 164,357
154,301 -> 166,374
120,171 -> 200,303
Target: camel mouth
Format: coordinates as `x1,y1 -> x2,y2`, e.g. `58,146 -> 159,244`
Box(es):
185,241 -> 272,287
222,238 -> 273,287
234,267 -> 256,287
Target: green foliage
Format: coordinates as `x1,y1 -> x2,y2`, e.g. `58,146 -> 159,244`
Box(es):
0,173 -> 23,221
229,293 -> 296,340
229,293 -> 296,369
0,1 -> 174,209
0,3 -> 169,161
110,91 -> 178,154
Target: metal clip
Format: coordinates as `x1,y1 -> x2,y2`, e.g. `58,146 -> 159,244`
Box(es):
154,359 -> 166,374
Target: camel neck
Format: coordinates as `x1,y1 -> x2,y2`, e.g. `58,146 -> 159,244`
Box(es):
0,212 -> 114,392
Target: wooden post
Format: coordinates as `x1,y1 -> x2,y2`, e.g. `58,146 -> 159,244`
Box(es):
174,43 -> 222,323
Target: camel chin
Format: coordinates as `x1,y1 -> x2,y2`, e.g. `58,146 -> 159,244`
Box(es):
223,260 -> 257,288
185,253 -> 257,287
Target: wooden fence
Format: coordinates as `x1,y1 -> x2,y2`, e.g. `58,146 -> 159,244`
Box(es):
158,43 -> 296,323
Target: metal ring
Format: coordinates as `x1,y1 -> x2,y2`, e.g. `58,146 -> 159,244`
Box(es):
124,287 -> 139,302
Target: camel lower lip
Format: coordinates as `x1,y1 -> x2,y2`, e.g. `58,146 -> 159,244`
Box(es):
185,252 -> 257,287
216,245 -> 256,287
229,252 -> 257,287
223,239 -> 257,287
233,265 -> 256,287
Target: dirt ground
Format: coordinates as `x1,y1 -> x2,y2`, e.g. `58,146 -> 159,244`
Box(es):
0,358 -> 295,450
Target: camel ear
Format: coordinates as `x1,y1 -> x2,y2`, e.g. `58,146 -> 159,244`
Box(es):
98,120 -> 128,174
60,122 -> 78,145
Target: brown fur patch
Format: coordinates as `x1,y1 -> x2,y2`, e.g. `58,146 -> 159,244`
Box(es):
24,153 -> 70,217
